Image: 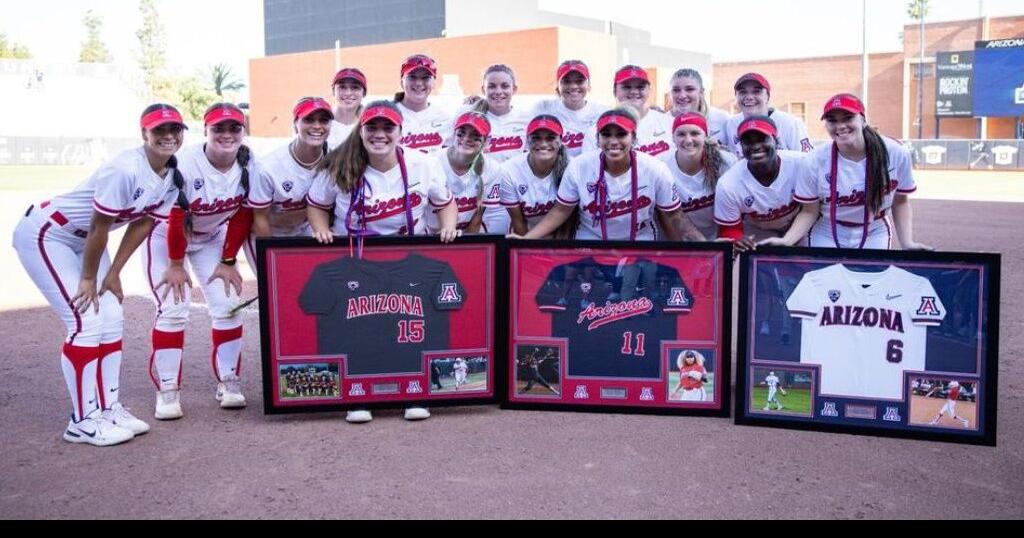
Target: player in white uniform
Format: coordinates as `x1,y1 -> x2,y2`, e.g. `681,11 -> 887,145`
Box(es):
714,116 -> 805,251
144,103 -> 258,421
723,73 -> 813,159
499,116 -> 572,238
428,112 -> 500,233
394,54 -> 452,154
307,100 -> 459,424
786,264 -> 946,400
669,68 -> 732,145
763,371 -> 786,410
453,358 -> 469,389
528,60 -> 609,158
249,97 -> 334,246
659,113 -> 737,240
12,104 -> 185,446
326,68 -> 367,149
517,108 -> 703,242
926,381 -> 970,428
612,65 -> 674,158
759,94 -> 932,251
671,350 -> 708,402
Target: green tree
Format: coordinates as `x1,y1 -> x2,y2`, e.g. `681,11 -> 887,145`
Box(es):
79,10 -> 113,63
168,76 -> 218,121
210,63 -> 245,98
0,33 -> 32,59
136,0 -> 167,95
907,0 -> 930,20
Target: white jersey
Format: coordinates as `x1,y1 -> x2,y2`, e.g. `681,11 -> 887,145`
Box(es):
796,138 -> 917,249
498,153 -> 559,232
426,153 -> 499,233
481,108 -> 528,164
724,109 -> 813,159
528,99 -> 609,157
557,150 -> 681,241
765,374 -> 780,390
454,359 -> 468,374
714,151 -> 805,240
171,144 -> 257,237
397,101 -> 453,154
306,149 -> 453,236
479,168 -> 511,235
327,120 -> 358,150
249,143 -> 325,237
634,109 -> 674,158
43,146 -> 177,236
707,107 -> 731,145
659,149 -> 738,240
786,264 -> 946,400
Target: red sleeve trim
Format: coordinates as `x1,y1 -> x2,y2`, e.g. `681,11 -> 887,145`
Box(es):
717,222 -> 745,240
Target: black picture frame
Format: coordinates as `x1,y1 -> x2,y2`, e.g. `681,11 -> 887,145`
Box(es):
256,235 -> 508,415
735,246 -> 1000,446
501,240 -> 733,417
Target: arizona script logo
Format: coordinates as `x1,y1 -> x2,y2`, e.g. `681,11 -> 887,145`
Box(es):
577,298 -> 654,331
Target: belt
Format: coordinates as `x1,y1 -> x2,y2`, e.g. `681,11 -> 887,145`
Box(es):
836,209 -> 887,228
30,202 -> 89,238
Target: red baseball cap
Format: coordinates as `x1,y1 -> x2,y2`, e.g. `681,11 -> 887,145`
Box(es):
614,66 -> 650,86
557,61 -> 590,82
332,68 -> 367,89
360,105 -> 403,127
597,112 -> 637,134
737,115 -> 778,138
672,113 -> 708,135
140,105 -> 187,131
401,55 -> 438,78
527,116 -> 564,138
454,112 -> 492,137
734,73 -> 771,94
821,93 -> 866,119
204,104 -> 246,127
293,97 -> 334,121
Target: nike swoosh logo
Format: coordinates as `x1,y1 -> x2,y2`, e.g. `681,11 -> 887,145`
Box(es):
109,388 -> 118,393
431,122 -> 444,128
886,295 -> 902,300
161,378 -> 174,383
409,283 -> 421,287
653,131 -> 666,137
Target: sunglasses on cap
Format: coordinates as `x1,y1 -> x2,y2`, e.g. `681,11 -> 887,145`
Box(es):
402,55 -> 438,77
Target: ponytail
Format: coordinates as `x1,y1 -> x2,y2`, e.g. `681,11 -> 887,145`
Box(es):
236,144 -> 252,198
551,145 -> 576,240
862,125 -> 890,216
320,127 -> 367,194
167,155 -> 193,234
394,91 -> 406,103
701,141 -> 727,192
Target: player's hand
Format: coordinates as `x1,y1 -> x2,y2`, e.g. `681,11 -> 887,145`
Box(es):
208,263 -> 243,298
99,272 -> 125,304
312,229 -> 334,244
757,237 -> 791,248
903,241 -> 935,252
780,389 -> 788,396
439,227 -> 462,244
732,236 -> 758,255
506,233 -> 525,239
156,264 -> 192,304
72,277 -> 100,314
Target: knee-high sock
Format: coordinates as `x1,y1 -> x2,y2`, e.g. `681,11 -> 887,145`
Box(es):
61,343 -> 100,422
150,329 -> 184,390
211,327 -> 243,381
96,340 -> 123,410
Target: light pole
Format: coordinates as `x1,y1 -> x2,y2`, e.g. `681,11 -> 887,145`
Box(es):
917,5 -> 925,140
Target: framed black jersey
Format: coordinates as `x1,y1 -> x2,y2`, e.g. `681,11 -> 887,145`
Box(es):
256,236 -> 506,414
736,247 -> 1000,446
503,240 -> 732,416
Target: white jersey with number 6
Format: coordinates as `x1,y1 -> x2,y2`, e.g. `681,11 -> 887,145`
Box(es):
786,264 -> 946,400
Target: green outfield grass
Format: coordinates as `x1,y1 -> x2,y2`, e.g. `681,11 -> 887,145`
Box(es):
0,166 -> 93,192
751,386 -> 813,415
667,372 -> 716,401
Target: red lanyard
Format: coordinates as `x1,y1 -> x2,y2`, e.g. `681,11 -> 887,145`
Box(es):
345,147 -> 415,258
596,151 -> 639,241
829,143 -> 871,250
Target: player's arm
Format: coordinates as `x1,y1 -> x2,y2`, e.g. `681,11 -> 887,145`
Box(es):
891,194 -> 933,251
252,207 -> 273,237
657,207 -> 704,242
506,205 -> 529,236
464,205 -> 485,234
760,201 -> 819,247
306,205 -> 334,244
72,211 -> 118,313
434,200 -> 461,244
519,203 -> 574,239
99,216 -> 158,303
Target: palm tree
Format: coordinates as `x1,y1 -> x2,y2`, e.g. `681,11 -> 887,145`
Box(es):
210,63 -> 245,98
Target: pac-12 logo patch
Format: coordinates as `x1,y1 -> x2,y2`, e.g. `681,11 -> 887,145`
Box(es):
519,185 -> 528,195
193,178 -> 204,191
580,282 -> 592,294
282,181 -> 293,193
132,187 -> 144,201
347,281 -> 359,291
586,183 -> 598,194
744,196 -> 755,208
437,283 -> 461,303
668,287 -> 689,307
916,297 -> 942,316
829,290 -> 841,303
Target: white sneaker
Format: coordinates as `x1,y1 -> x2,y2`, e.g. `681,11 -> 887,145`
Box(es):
216,376 -> 247,409
103,402 -> 150,435
63,411 -> 134,447
346,410 -> 373,423
763,406 -> 771,411
155,389 -> 183,420
404,407 -> 431,421
961,419 -> 970,428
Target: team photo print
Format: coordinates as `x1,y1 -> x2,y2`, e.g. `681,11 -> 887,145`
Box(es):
514,344 -> 562,398
736,248 -> 998,445
277,363 -> 341,403
665,348 -> 715,404
429,355 -> 489,394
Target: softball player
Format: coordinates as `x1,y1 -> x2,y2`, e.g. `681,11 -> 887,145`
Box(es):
671,351 -> 708,402
394,54 -> 452,154
528,60 -> 609,157
927,381 -> 970,428
498,115 -> 572,238
516,108 -> 703,242
669,68 -> 732,145
759,94 -> 932,251
143,103 -> 258,421
428,111 -> 499,233
723,73 -> 812,159
327,67 -> 367,149
714,116 -> 806,252
659,113 -> 737,241
306,100 -> 458,424
764,371 -> 785,411
453,357 -> 469,390
613,65 -> 674,157
12,104 -> 186,445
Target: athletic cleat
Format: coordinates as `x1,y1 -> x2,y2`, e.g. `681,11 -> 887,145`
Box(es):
404,407 -> 431,421
155,389 -> 183,420
763,406 -> 771,411
346,410 -> 373,424
103,402 -> 150,435
216,376 -> 246,409
63,411 -> 134,447
961,419 -> 970,428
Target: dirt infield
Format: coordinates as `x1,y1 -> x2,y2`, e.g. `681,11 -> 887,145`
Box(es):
909,396 -> 979,430
1,197 -> 1022,519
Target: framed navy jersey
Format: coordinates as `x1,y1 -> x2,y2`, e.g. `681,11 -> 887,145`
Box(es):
504,240 -> 732,416
256,236 -> 506,414
736,247 -> 1000,446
